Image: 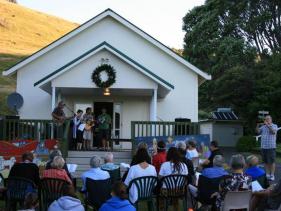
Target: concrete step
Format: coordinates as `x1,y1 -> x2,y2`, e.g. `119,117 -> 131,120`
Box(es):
66,157 -> 131,165
67,150 -> 132,158
66,150 -> 132,177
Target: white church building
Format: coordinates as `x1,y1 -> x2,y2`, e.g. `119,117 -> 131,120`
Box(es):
3,9 -> 211,139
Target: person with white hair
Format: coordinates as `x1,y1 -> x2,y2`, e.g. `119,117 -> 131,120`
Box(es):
245,155 -> 265,181
42,156 -> 72,184
46,149 -> 71,179
81,155 -> 110,191
201,155 -> 228,178
101,152 -> 119,171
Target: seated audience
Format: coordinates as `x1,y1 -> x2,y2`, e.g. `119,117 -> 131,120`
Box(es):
159,147 -> 188,177
124,148 -> 157,203
186,140 -> 199,160
18,192 -> 39,211
46,149 -> 71,179
176,142 -> 195,183
245,155 -> 266,181
202,140 -> 222,168
8,152 -> 40,187
250,179 -> 281,211
152,140 -> 167,174
202,155 -> 228,179
48,185 -> 84,211
215,154 -> 251,209
42,156 -> 72,184
99,181 -> 136,211
81,156 -> 110,192
101,152 -> 119,171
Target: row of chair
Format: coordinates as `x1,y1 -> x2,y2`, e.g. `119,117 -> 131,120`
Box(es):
3,177 -> 70,211
83,174 -> 190,211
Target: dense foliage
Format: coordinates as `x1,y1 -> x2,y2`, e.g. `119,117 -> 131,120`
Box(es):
236,136 -> 257,152
183,0 -> 281,134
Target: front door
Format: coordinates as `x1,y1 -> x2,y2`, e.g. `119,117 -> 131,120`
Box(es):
93,102 -> 122,139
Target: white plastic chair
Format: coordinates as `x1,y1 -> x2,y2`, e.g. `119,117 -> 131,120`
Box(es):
222,190 -> 252,211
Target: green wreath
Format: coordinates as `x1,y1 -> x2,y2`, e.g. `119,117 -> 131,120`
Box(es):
91,64 -> 116,88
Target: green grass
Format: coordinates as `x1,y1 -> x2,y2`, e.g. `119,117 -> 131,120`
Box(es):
0,53 -> 26,115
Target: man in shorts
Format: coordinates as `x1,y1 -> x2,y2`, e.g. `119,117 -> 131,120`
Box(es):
98,108 -> 111,150
256,115 -> 278,181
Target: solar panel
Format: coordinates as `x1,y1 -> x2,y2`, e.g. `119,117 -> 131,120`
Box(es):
212,111 -> 238,120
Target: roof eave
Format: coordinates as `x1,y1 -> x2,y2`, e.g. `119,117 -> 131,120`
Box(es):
2,9 -> 211,80
34,42 -> 174,91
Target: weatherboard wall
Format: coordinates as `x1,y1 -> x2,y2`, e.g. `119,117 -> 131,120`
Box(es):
15,16 -> 198,121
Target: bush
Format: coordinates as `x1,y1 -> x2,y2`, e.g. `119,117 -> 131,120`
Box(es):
236,136 -> 257,152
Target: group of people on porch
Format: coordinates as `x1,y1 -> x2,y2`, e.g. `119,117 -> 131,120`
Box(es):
52,101 -> 112,151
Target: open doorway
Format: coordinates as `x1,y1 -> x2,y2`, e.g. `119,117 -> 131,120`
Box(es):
94,102 -> 113,121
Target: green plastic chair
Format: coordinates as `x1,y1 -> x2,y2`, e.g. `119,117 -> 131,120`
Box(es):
158,174 -> 189,211
6,177 -> 36,210
40,178 -> 70,211
127,176 -> 158,211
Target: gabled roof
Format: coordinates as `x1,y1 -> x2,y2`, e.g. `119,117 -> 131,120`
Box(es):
2,9 -> 211,81
34,41 -> 174,90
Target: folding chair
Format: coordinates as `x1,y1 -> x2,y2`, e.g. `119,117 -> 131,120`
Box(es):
102,167 -> 121,185
84,178 -> 111,211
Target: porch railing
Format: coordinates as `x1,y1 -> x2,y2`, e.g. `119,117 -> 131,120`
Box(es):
0,119 -> 70,157
131,121 -> 199,150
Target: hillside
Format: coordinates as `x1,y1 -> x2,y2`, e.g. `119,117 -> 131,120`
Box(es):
0,0 -> 78,114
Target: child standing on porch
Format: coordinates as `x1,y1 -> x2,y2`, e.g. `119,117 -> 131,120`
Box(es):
83,120 -> 94,150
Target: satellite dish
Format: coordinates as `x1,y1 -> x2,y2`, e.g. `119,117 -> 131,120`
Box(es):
7,92 -> 24,114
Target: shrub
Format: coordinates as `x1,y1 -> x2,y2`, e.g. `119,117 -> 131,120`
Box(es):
236,136 -> 257,152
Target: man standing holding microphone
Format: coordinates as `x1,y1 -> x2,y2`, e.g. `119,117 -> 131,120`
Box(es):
256,115 -> 278,181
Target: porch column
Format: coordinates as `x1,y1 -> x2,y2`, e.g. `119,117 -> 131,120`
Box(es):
51,86 -> 56,111
150,89 -> 157,121
51,86 -> 56,138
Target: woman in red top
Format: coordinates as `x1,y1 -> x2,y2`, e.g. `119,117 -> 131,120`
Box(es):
152,140 -> 167,174
42,156 -> 72,184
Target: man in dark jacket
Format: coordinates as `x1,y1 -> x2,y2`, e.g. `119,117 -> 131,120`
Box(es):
202,140 -> 222,168
8,152 -> 40,186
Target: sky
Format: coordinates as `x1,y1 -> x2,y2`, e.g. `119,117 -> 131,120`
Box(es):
17,0 -> 204,49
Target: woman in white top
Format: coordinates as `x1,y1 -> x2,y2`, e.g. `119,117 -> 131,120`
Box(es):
186,140 -> 199,160
124,148 -> 157,203
159,147 -> 188,177
159,147 -> 188,211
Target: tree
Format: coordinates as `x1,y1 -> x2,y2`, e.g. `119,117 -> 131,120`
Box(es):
183,0 -> 281,133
